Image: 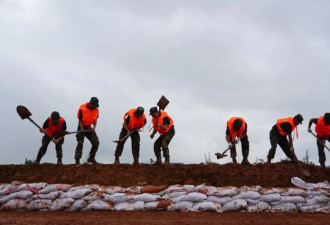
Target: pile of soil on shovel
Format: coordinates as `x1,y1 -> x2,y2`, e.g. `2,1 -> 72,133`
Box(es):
0,162 -> 329,187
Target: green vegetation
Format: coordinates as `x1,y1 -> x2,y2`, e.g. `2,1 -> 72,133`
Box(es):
302,149 -> 315,165
24,158 -> 35,165
204,152 -> 212,165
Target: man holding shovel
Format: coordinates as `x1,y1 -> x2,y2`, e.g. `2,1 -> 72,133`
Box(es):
74,97 -> 100,165
36,111 -> 67,165
114,107 -> 146,166
150,107 -> 175,165
267,114 -> 303,164
225,117 -> 250,165
307,112 -> 330,168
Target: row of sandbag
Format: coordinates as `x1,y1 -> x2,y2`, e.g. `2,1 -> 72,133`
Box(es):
0,177 -> 329,213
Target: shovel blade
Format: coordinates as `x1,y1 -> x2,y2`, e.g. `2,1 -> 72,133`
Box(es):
157,95 -> 169,111
17,105 -> 32,119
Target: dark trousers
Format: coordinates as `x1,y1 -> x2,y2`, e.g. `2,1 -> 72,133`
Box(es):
267,126 -> 295,160
154,127 -> 175,160
74,131 -> 99,160
37,135 -> 64,161
317,137 -> 329,165
114,127 -> 140,158
230,135 -> 249,158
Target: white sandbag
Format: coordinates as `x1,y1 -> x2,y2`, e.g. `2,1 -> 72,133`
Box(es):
124,186 -> 142,194
172,192 -> 207,203
215,186 -> 239,197
173,201 -> 193,212
39,184 -> 72,194
143,200 -> 173,210
82,192 -> 105,201
240,186 -> 262,192
271,196 -> 306,205
0,184 -> 7,191
67,199 -> 89,211
270,203 -> 297,212
298,204 -> 325,212
0,199 -> 28,211
164,185 -> 188,193
27,199 -> 52,211
247,201 -> 271,212
191,201 -> 222,213
98,186 -> 123,194
260,187 -> 287,195
50,198 -> 75,211
301,195 -> 330,206
246,199 -> 259,205
291,177 -> 330,190
0,191 -> 33,205
282,188 -> 307,197
315,206 -> 330,213
167,191 -> 187,199
60,188 -> 92,199
194,184 -> 217,195
83,200 -> 114,211
103,193 -> 134,203
0,184 -> 20,196
133,193 -> 160,202
70,184 -> 100,191
259,193 -> 282,203
207,196 -> 232,205
223,199 -> 247,212
114,201 -> 144,211
232,191 -> 260,200
27,191 -> 62,203
306,189 -> 328,196
17,183 -> 47,192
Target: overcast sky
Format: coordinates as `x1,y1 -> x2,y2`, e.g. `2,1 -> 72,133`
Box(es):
1,0 -> 329,166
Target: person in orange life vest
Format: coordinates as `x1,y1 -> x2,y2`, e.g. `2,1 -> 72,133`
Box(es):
36,111 -> 67,165
267,114 -> 303,164
114,107 -> 147,166
307,112 -> 330,168
74,97 -> 100,165
226,117 -> 250,165
149,107 -> 175,166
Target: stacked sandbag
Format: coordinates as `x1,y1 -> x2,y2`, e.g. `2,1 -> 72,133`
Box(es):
0,177 -> 329,213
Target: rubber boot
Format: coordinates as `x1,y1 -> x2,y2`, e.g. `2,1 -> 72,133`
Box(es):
320,161 -> 326,168
154,156 -> 162,165
241,157 -> 251,165
133,156 -> 139,167
75,158 -> 80,165
57,158 -> 63,165
87,156 -> 99,164
267,158 -> 271,164
163,156 -> 170,166
114,156 -> 120,165
232,157 -> 237,164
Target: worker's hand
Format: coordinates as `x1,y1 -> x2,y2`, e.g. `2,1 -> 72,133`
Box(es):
39,128 -> 45,133
290,146 -> 295,152
307,128 -> 312,133
234,138 -> 240,144
89,126 -> 96,132
150,133 -> 155,139
53,138 -> 59,144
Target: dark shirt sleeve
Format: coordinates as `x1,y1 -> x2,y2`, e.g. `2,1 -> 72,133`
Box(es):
43,118 -> 49,129
311,118 -> 318,124
62,120 -> 67,131
243,123 -> 247,134
226,127 -> 230,135
144,118 -> 147,125
280,122 -> 292,134
163,117 -> 170,126
78,110 -> 83,120
125,115 -> 130,125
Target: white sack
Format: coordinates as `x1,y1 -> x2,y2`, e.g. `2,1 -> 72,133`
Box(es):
0,184 -> 20,196
260,187 -> 287,195
104,193 -> 134,204
223,199 -> 247,212
172,192 -> 207,203
0,199 -> 28,211
315,206 -> 330,213
232,191 -> 260,200
167,191 -> 187,199
271,196 -> 306,205
68,199 -> 89,211
0,191 -> 33,204
17,183 -> 47,192
298,204 -> 324,212
207,196 -> 232,205
270,203 -> 297,212
114,201 -> 144,211
215,186 -> 239,197
27,199 -> 52,211
259,193 -> 282,203
143,200 -> 173,211
194,184 -> 217,195
133,193 -> 160,202
39,184 -> 72,194
60,188 -> 92,199
173,201 -> 193,212
27,191 -> 62,203
83,200 -> 114,211
98,186 -> 123,194
240,186 -> 262,192
82,192 -> 105,201
247,201 -> 271,212
50,198 -> 75,211
191,201 -> 222,213
282,188 -> 307,197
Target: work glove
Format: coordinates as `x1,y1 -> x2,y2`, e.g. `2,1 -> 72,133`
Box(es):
39,128 -> 45,133
307,128 -> 312,133
290,146 -> 295,152
150,133 -> 155,139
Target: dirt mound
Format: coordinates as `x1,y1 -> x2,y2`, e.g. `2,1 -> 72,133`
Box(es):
0,162 -> 329,187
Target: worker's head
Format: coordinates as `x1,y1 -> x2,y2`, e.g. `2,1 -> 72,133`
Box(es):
134,107 -> 144,118
294,114 -> 303,126
51,111 -> 60,124
149,107 -> 159,118
233,119 -> 243,131
89,97 -> 99,109
324,112 -> 330,125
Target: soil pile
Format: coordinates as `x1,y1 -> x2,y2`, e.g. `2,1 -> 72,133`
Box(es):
0,162 -> 329,187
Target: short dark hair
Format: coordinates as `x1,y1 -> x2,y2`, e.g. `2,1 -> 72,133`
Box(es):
294,114 -> 303,124
90,97 -> 99,107
51,111 -> 60,120
149,107 -> 158,115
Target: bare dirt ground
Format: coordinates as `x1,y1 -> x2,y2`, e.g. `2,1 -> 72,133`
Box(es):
0,211 -> 329,225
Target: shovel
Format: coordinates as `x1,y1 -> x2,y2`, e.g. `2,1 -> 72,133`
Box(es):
309,131 -> 330,153
149,95 -> 170,132
113,129 -> 138,143
215,138 -> 239,159
16,105 -> 55,141
291,149 -> 310,177
53,130 -> 91,137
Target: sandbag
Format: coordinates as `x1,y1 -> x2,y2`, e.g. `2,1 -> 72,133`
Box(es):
316,206 -> 330,213
298,204 -> 324,212
67,199 -> 89,211
69,184 -> 100,191
143,200 -> 173,210
0,191 -> 33,205
172,192 -> 207,203
164,185 -> 189,193
291,177 -> 330,190
124,186 -> 142,194
282,188 -> 307,197
259,193 -> 282,203
27,199 -> 52,211
207,196 -> 232,205
247,201 -> 271,212
173,201 -> 193,212
104,193 -> 134,203
191,201 -> 222,213
50,198 -> 75,211
83,200 -> 114,211
39,184 -> 72,194
232,191 -> 260,200
260,187 -> 287,195
114,201 -> 144,211
133,193 -> 161,202
82,192 -> 105,201
163,191 -> 187,199
270,203 -> 297,212
215,186 -> 239,197
17,183 -> 47,192
223,199 -> 247,212
194,184 -> 217,195
27,191 -> 62,203
246,199 -> 259,205
0,184 -> 20,196
271,196 -> 306,205
0,199 -> 28,211
60,188 -> 92,199
98,186 -> 123,194
240,186 -> 262,192
140,185 -> 168,194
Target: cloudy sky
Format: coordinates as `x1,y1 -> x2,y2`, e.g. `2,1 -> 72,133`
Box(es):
1,0 -> 329,166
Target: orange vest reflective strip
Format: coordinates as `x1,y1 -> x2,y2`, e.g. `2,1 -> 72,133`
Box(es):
227,117 -> 246,141
45,117 -> 65,137
315,116 -> 330,138
276,117 -> 298,138
124,109 -> 146,131
77,103 -> 99,126
152,111 -> 173,134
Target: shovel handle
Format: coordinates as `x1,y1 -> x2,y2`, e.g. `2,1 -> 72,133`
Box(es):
28,118 -> 55,141
310,131 -> 330,152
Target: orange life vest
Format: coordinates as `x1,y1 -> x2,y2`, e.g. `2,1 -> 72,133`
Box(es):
276,117 -> 297,137
227,117 -> 246,141
315,116 -> 330,138
152,111 -> 174,134
124,109 -> 146,131
77,103 -> 99,126
45,117 -> 65,137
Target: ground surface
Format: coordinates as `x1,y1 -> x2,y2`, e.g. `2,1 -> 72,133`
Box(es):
0,211 -> 329,225
0,162 -> 329,187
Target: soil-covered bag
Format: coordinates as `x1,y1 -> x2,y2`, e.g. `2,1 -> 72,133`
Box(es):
214,186 -> 239,197
17,183 -> 47,192
259,193 -> 282,203
27,191 -> 62,203
133,193 -> 161,202
143,200 -> 173,210
0,199 -> 28,211
98,186 -> 124,194
222,199 -> 247,212
191,201 -> 222,213
103,193 -> 134,203
83,200 -> 114,211
0,184 -> 21,196
162,191 -> 187,199
207,196 -> 232,205
27,199 -> 53,211
82,192 -> 105,201
39,184 -> 72,194
281,188 -> 307,197
173,201 -> 194,212
0,191 -> 33,205
270,202 -> 297,212
68,199 -> 89,211
291,177 -> 330,190
260,187 -> 287,195
114,201 -> 144,211
172,192 -> 207,203
232,191 -> 260,200
141,185 -> 168,194
240,186 -> 262,192
247,201 -> 271,212
50,198 -> 75,211
60,188 -> 92,199
163,185 -> 195,194
194,184 -> 218,195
